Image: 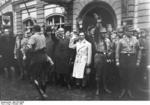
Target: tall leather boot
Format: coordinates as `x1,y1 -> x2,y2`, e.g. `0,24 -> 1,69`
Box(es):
96,79 -> 100,95
4,67 -> 8,79
10,66 -> 16,82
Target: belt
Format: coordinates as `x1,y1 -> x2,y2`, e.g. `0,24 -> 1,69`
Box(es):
96,51 -> 106,55
121,53 -> 136,56
34,48 -> 46,54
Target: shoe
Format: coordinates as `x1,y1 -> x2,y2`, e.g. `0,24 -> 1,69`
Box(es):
40,89 -> 48,100
104,88 -> 112,94
42,93 -> 48,99
67,84 -> 71,90
118,89 -> 126,98
96,89 -> 100,95
127,90 -> 134,98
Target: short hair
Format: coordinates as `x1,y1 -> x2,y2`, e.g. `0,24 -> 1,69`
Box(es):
79,32 -> 85,36
45,26 -> 52,32
33,25 -> 41,32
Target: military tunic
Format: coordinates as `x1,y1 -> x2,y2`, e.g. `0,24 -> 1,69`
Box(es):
116,35 -> 140,90
28,32 -> 49,83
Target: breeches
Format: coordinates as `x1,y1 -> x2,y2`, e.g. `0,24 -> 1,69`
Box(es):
119,54 -> 137,89
94,53 -> 107,81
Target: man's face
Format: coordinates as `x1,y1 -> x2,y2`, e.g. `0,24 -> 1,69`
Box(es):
107,27 -> 113,32
46,31 -> 51,36
126,31 -> 133,37
133,31 -> 138,37
4,30 -> 10,36
60,30 -> 65,35
90,28 -> 95,35
118,32 -> 123,37
79,34 -> 85,40
141,31 -> 146,38
96,22 -> 101,27
25,32 -> 32,37
65,31 -> 70,38
101,32 -> 106,39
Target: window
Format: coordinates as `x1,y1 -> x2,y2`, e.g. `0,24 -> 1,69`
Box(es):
0,0 -> 10,6
46,15 -> 64,28
23,18 -> 36,31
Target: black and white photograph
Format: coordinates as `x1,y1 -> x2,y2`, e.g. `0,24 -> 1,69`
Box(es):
0,0 -> 150,102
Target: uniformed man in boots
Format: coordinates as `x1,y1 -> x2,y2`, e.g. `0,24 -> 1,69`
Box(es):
94,27 -> 112,95
116,26 -> 141,98
27,25 -> 51,99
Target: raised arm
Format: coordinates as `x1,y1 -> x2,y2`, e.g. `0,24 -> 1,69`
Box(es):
69,38 -> 76,49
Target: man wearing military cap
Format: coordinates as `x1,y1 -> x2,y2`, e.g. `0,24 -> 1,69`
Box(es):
116,26 -> 141,98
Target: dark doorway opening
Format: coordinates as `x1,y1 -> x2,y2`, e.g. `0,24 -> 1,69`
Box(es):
78,1 -> 117,32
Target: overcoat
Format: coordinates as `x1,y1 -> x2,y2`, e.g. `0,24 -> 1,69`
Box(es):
71,39 -> 92,79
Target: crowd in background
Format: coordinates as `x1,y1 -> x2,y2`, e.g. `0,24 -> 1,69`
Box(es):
0,17 -> 149,99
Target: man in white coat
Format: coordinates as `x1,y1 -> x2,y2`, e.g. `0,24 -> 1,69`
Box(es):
69,32 -> 92,88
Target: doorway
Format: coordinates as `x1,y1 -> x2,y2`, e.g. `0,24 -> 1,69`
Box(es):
78,1 -> 117,32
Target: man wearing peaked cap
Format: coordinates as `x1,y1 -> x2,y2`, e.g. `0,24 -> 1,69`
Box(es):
116,24 -> 141,98
94,25 -> 112,95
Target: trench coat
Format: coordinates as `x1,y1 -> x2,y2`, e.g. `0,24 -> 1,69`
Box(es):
69,39 -> 92,79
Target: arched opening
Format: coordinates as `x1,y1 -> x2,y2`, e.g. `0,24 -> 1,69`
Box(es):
78,1 -> 117,32
46,14 -> 65,29
23,17 -> 36,31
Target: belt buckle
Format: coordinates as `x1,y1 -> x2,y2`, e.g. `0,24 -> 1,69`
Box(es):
127,53 -> 130,56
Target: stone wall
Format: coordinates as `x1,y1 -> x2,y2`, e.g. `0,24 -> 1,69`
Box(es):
137,0 -> 150,33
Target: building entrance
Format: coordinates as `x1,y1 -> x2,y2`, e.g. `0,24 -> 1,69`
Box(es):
78,1 -> 117,32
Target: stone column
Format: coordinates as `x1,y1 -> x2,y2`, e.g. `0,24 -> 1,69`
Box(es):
133,0 -> 138,29
36,0 -> 44,26
16,9 -> 22,33
64,2 -> 73,31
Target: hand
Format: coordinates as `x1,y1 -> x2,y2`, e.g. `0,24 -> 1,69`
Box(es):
136,59 -> 140,67
147,65 -> 150,70
23,55 -> 26,60
86,63 -> 90,67
86,67 -> 91,75
116,62 -> 120,66
14,55 -> 17,59
136,62 -> 140,67
0,55 -> 2,58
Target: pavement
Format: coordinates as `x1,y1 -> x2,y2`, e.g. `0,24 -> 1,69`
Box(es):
0,75 -> 149,101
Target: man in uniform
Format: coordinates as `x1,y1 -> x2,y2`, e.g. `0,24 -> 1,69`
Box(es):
14,32 -> 24,79
27,25 -> 50,99
116,26 -> 141,98
94,26 -> 112,95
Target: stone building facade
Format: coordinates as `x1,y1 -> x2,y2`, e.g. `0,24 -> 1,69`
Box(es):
12,0 -> 68,34
0,0 -> 150,35
72,0 -> 150,33
0,0 -> 13,34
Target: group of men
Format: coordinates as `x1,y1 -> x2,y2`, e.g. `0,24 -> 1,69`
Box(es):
0,17 -> 149,100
